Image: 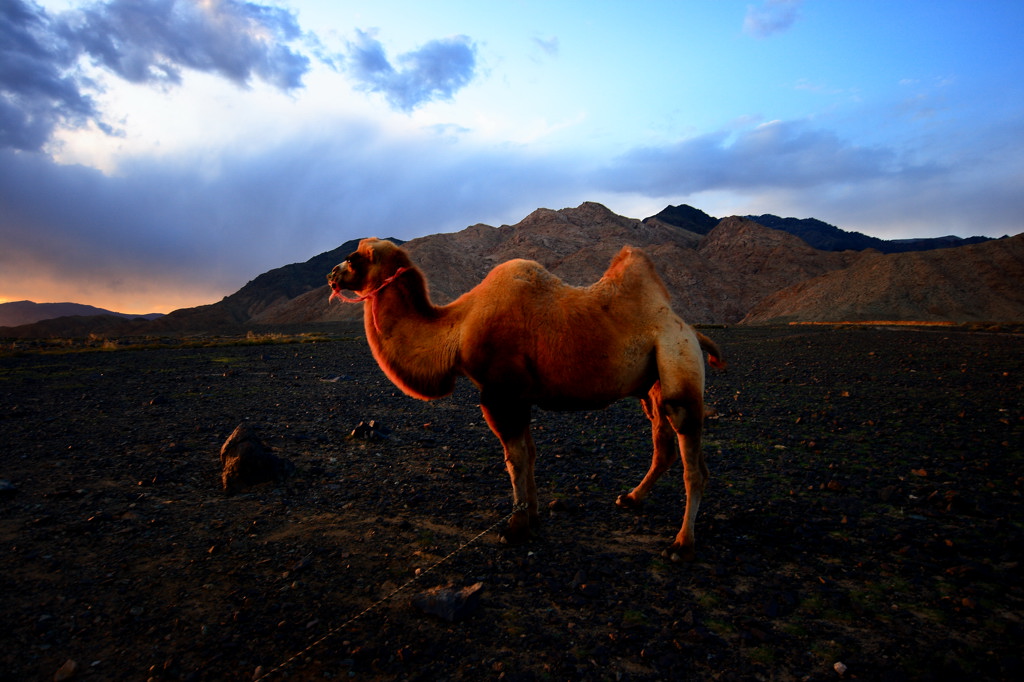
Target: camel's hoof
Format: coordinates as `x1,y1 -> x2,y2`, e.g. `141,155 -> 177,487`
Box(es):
497,523 -> 533,546
662,544 -> 697,563
615,493 -> 643,511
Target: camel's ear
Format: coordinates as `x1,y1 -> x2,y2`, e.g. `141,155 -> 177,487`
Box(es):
358,240 -> 377,264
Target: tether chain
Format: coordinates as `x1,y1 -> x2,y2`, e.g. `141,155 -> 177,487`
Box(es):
253,502 -> 527,681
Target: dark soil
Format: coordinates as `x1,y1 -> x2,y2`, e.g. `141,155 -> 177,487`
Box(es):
1,325 -> 1022,681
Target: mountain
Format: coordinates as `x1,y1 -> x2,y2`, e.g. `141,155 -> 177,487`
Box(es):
2,202 -> 1021,338
0,300 -> 163,327
742,233 -> 1024,324
649,203 -> 995,253
144,237 -> 398,332
254,204 -> 860,326
642,204 -> 718,235
226,203 -> 1024,326
745,213 -> 995,253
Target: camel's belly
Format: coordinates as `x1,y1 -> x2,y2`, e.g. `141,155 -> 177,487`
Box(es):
528,353 -> 657,410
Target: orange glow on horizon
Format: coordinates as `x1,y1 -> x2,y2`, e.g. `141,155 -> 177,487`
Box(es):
0,284 -> 226,316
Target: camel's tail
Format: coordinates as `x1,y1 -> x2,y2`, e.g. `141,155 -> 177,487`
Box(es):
696,332 -> 727,370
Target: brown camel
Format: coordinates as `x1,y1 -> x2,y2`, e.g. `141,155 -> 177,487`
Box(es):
328,238 -> 725,561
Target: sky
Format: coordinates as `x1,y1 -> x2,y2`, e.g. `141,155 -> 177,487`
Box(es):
1,0 -> 1022,314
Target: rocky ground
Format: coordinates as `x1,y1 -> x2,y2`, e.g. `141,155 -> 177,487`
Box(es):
1,325 -> 1022,681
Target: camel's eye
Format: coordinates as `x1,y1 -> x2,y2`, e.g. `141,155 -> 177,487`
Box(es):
346,252 -> 364,268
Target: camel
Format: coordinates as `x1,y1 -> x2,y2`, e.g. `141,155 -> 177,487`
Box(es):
328,238 -> 725,562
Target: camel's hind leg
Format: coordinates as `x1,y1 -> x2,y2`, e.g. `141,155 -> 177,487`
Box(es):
616,384 -> 678,510
480,397 -> 539,544
619,380 -> 708,562
663,390 -> 707,562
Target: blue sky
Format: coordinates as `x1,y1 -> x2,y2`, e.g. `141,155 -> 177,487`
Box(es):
2,0 -> 1022,313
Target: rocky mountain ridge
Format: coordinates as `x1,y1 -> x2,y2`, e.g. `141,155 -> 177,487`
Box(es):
2,202 -> 1021,337
252,202 -> 1021,327
647,205 -> 997,253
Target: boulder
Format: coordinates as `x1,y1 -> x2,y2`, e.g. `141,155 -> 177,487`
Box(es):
219,425 -> 294,494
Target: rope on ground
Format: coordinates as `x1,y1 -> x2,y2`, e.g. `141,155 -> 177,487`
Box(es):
252,502 -> 527,681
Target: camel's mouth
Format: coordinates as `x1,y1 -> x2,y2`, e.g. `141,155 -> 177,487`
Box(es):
327,265 -> 349,302
328,281 -> 343,303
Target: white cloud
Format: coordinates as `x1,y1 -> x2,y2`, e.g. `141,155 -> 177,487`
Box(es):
743,0 -> 802,38
0,0 -> 311,152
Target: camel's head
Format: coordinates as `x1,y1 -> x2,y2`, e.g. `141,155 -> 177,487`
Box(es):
327,238 -> 410,300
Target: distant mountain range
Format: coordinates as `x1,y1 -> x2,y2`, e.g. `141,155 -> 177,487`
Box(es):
2,203 -> 1021,337
646,205 -> 997,253
0,300 -> 163,328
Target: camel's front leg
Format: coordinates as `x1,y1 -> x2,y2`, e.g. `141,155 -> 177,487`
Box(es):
500,429 -> 538,542
480,399 -> 539,544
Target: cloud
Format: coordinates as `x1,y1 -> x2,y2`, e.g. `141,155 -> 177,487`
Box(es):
531,35 -> 559,58
0,0 -> 100,150
346,30 -> 477,111
1,108 -> 1020,311
0,121 -> 580,310
596,116 -> 1024,239
743,0 -> 802,38
0,0 -> 310,152
1,1 -> 483,153
598,120 -> 907,197
61,0 -> 310,90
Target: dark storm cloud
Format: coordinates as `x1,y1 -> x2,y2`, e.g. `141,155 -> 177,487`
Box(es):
0,0 -> 99,150
347,30 -> 477,111
0,0 -> 310,151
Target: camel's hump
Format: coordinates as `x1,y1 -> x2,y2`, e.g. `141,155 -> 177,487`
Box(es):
486,258 -> 562,285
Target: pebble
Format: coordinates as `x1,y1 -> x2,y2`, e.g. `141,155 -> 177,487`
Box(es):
0,479 -> 16,498
54,658 -> 78,681
411,582 -> 484,622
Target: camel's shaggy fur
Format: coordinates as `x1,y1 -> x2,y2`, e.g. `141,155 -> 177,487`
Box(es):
328,238 -> 725,561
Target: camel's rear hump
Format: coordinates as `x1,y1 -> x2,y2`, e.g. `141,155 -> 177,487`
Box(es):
599,246 -> 672,302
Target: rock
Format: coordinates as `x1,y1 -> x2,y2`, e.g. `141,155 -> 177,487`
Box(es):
219,424 -> 295,495
349,419 -> 390,441
411,582 -> 484,622
54,658 -> 78,681
0,479 -> 16,498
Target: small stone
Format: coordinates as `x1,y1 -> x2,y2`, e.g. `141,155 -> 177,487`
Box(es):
349,420 -> 390,441
833,661 -> 848,676
411,582 -> 484,622
54,658 -> 78,681
0,479 -> 16,498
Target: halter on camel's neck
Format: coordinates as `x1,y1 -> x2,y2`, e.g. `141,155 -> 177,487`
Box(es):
331,266 -> 411,334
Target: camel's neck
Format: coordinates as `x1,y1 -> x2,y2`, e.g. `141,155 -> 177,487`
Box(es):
363,268 -> 461,400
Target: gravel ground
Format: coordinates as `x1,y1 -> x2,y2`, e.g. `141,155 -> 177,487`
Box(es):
1,325 -> 1022,681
